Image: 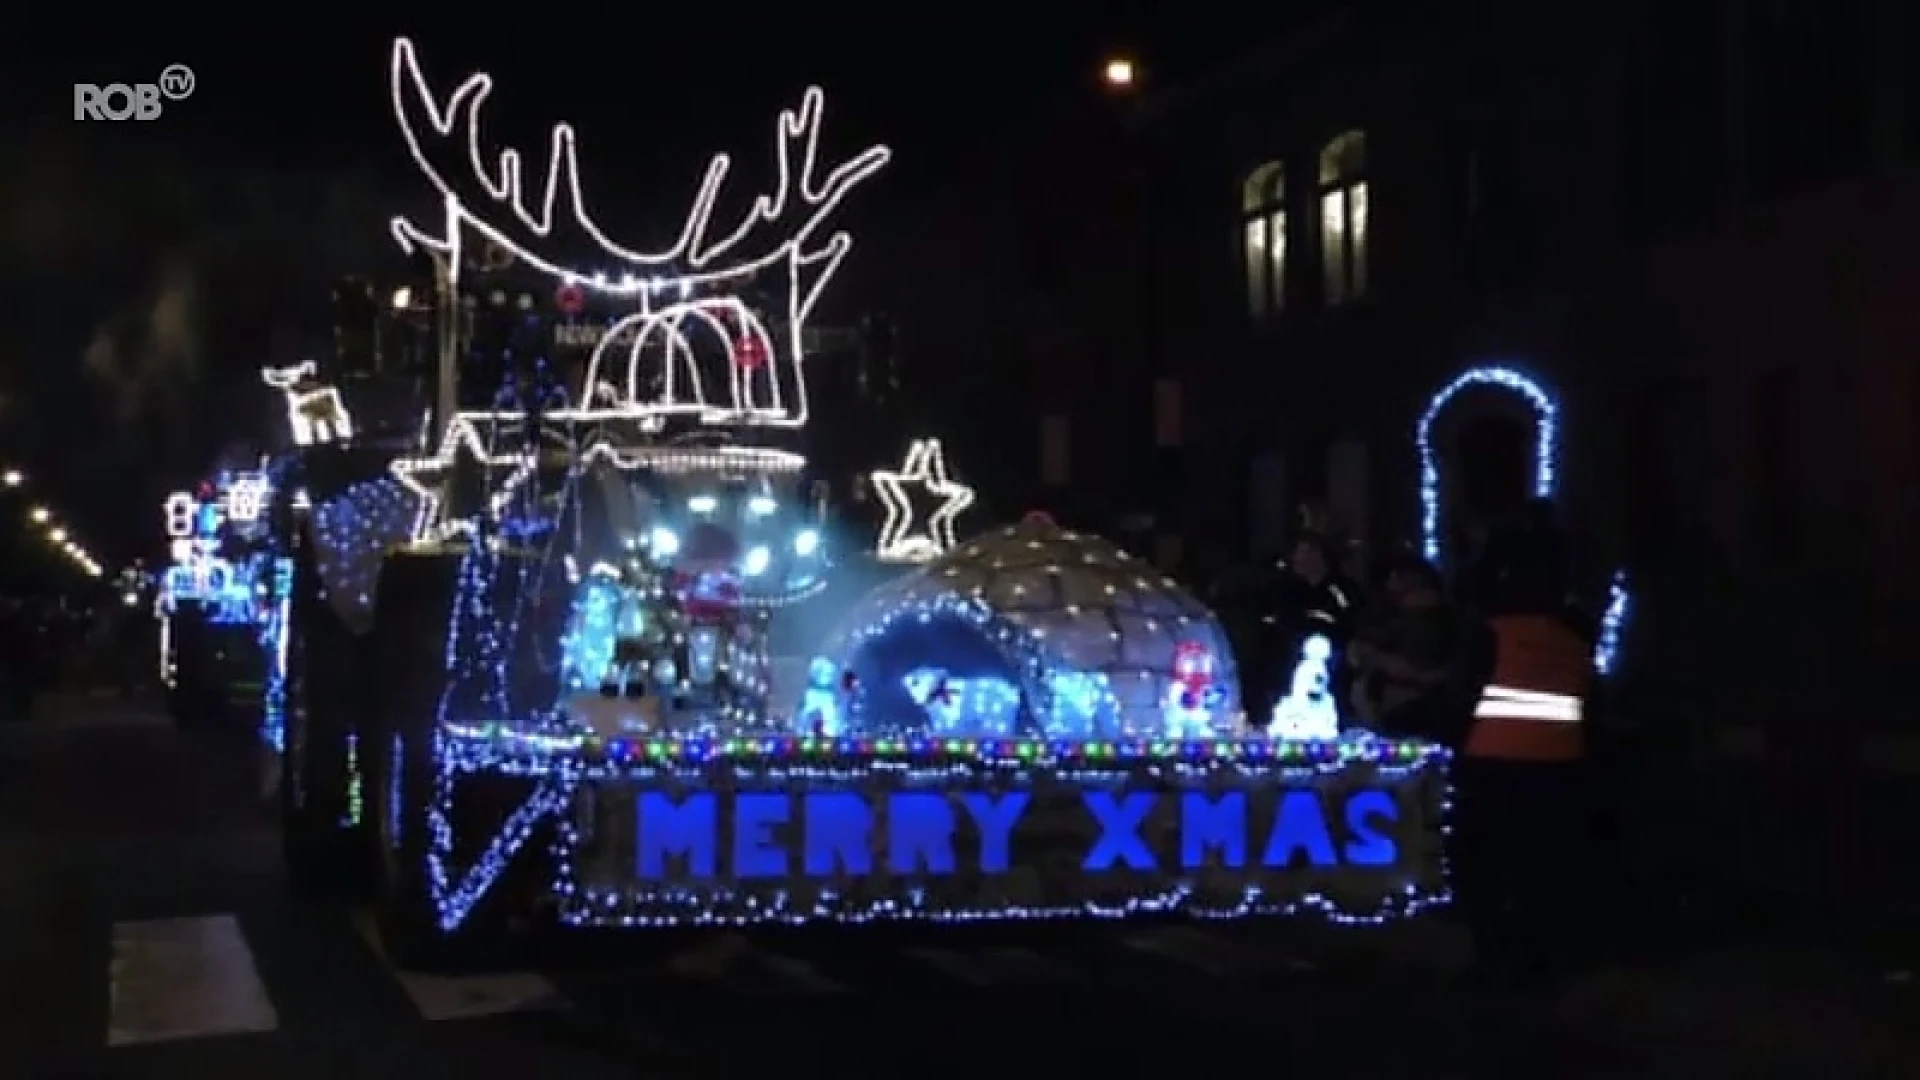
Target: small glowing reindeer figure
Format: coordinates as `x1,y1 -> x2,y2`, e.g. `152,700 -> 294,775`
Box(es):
387,38 -> 890,430
261,361 -> 355,446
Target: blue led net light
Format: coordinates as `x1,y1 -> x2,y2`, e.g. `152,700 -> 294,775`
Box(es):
310,476 -> 421,632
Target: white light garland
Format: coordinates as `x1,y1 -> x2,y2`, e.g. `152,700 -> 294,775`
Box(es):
1415,365 -> 1558,564
872,438 -> 975,563
386,37 -> 890,430
574,440 -> 807,476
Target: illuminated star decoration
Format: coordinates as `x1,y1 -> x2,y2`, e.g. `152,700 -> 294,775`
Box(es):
389,415 -> 537,543
872,438 -> 975,563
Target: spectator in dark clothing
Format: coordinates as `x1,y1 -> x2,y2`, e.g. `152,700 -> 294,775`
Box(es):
1349,555 -> 1491,746
1207,557 -> 1291,718
1209,529 -> 1361,719
1286,531 -> 1360,634
1281,531 -> 1363,718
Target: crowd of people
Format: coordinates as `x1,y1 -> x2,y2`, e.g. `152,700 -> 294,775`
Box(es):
1218,498 -> 1609,987
0,596 -> 164,721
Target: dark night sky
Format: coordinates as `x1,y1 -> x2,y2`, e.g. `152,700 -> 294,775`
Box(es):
2,7 -> 1333,573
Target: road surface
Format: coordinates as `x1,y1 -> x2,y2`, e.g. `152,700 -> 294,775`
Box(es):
1,695 -> 1914,1077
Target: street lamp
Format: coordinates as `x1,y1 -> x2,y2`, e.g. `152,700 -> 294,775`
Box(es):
2,470 -> 21,487
391,286 -> 412,310
1103,58 -> 1136,90
30,507 -> 49,524
49,527 -> 67,543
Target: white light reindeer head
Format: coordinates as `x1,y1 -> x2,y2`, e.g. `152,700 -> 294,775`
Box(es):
388,38 -> 891,430
262,361 -> 354,446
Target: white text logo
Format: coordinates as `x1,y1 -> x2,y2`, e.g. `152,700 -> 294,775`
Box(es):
75,64 -> 194,122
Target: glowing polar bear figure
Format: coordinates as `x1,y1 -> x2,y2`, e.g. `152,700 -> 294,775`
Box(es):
900,667 -> 1020,736
1268,633 -> 1341,741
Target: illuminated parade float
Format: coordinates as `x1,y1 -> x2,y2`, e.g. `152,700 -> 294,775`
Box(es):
156,466 -> 293,734
334,39 -> 1446,962
274,404 -> 420,879
155,334 -> 427,878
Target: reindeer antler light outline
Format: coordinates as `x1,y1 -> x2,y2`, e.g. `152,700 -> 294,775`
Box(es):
388,37 -> 890,430
388,37 -> 891,298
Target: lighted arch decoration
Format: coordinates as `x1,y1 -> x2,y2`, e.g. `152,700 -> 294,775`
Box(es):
1416,365 -> 1560,563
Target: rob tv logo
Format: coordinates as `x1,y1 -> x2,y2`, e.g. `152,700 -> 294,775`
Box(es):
74,64 -> 195,122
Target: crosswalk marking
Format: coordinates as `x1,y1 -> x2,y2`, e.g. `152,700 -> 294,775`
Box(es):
666,934 -> 845,994
96,911 -> 1315,1051
108,915 -> 279,1046
904,946 -> 1074,987
904,947 -> 998,986
352,913 -> 565,1022
1124,926 -> 1271,976
666,933 -> 755,979
756,952 -> 847,994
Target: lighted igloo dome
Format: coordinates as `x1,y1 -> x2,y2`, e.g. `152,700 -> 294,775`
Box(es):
811,516 -> 1242,740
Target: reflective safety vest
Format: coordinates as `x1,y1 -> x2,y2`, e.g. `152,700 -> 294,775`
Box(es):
1464,614 -> 1589,762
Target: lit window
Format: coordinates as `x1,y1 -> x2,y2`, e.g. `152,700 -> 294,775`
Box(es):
1318,131 -> 1368,304
1241,162 -> 1286,317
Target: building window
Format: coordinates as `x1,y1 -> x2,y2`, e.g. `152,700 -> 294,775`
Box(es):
1241,162 -> 1286,317
1318,131 -> 1368,304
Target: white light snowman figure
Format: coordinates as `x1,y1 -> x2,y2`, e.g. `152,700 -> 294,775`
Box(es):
1161,641 -> 1222,738
799,657 -> 847,737
1268,633 -> 1342,741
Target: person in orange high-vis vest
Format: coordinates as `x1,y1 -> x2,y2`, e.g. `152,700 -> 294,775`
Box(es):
1465,614 -> 1589,762
1452,508 -> 1593,985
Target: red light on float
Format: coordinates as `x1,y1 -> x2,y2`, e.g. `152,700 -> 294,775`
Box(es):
732,334 -> 768,370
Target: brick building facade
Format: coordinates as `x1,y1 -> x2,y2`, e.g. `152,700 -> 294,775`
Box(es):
870,0 -> 1920,911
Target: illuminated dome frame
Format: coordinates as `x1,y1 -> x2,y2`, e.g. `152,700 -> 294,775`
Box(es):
816,518 -> 1242,738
